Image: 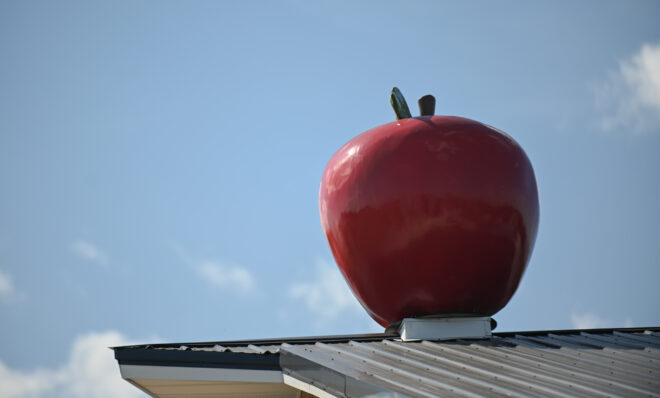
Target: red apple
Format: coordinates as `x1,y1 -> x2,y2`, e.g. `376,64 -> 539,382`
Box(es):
319,88 -> 539,327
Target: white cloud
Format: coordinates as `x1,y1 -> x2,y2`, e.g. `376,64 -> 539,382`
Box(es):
0,269 -> 15,300
289,259 -> 364,326
197,260 -> 256,295
570,311 -> 638,329
173,244 -> 257,296
570,312 -> 610,329
0,331 -> 146,398
596,42 -> 660,134
70,240 -> 107,265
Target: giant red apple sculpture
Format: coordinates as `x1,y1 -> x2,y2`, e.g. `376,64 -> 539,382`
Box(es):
320,88 -> 539,327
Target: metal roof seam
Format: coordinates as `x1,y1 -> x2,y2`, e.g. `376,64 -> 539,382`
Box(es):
314,341 -> 488,398
504,337 -> 660,391
540,334 -> 660,373
583,332 -> 653,349
282,343 -> 424,398
379,340 -> 567,398
246,344 -> 267,354
345,341 -> 528,397
578,333 -> 660,362
471,343 -> 659,397
469,344 -> 633,397
418,341 -> 611,398
555,333 -> 649,353
610,332 -> 660,350
366,373 -> 438,398
429,343 -> 596,396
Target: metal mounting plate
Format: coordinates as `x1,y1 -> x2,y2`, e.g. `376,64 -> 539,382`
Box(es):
398,317 -> 492,341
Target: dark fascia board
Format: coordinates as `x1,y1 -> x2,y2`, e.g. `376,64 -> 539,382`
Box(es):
114,347 -> 279,371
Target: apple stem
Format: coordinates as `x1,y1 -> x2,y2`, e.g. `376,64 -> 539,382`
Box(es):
390,87 -> 412,120
418,95 -> 436,116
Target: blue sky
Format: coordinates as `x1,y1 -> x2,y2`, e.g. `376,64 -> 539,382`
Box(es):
1,1 -> 659,396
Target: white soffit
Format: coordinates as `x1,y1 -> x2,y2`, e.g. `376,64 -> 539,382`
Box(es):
283,374 -> 338,398
397,317 -> 492,341
119,364 -> 284,383
128,379 -> 300,398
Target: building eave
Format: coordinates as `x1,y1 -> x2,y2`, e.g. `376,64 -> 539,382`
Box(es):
113,326 -> 660,398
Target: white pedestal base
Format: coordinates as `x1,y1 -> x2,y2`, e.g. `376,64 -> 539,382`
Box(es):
397,317 -> 492,341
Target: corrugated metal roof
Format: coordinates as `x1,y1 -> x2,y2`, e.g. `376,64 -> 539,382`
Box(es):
114,327 -> 660,397
279,330 -> 660,397
181,344 -> 282,354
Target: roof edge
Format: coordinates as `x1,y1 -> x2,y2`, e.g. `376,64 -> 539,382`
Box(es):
493,325 -> 660,338
110,326 -> 660,351
114,347 -> 280,370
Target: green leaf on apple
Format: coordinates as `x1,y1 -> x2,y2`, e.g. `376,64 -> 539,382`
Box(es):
390,87 -> 412,120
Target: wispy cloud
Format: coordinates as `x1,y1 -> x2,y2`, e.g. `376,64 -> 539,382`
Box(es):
0,331 -> 147,398
196,260 -> 256,295
596,41 -> 660,134
70,240 -> 108,265
173,244 -> 257,296
0,269 -> 16,302
570,312 -> 609,329
570,311 -> 635,330
288,259 -> 364,327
